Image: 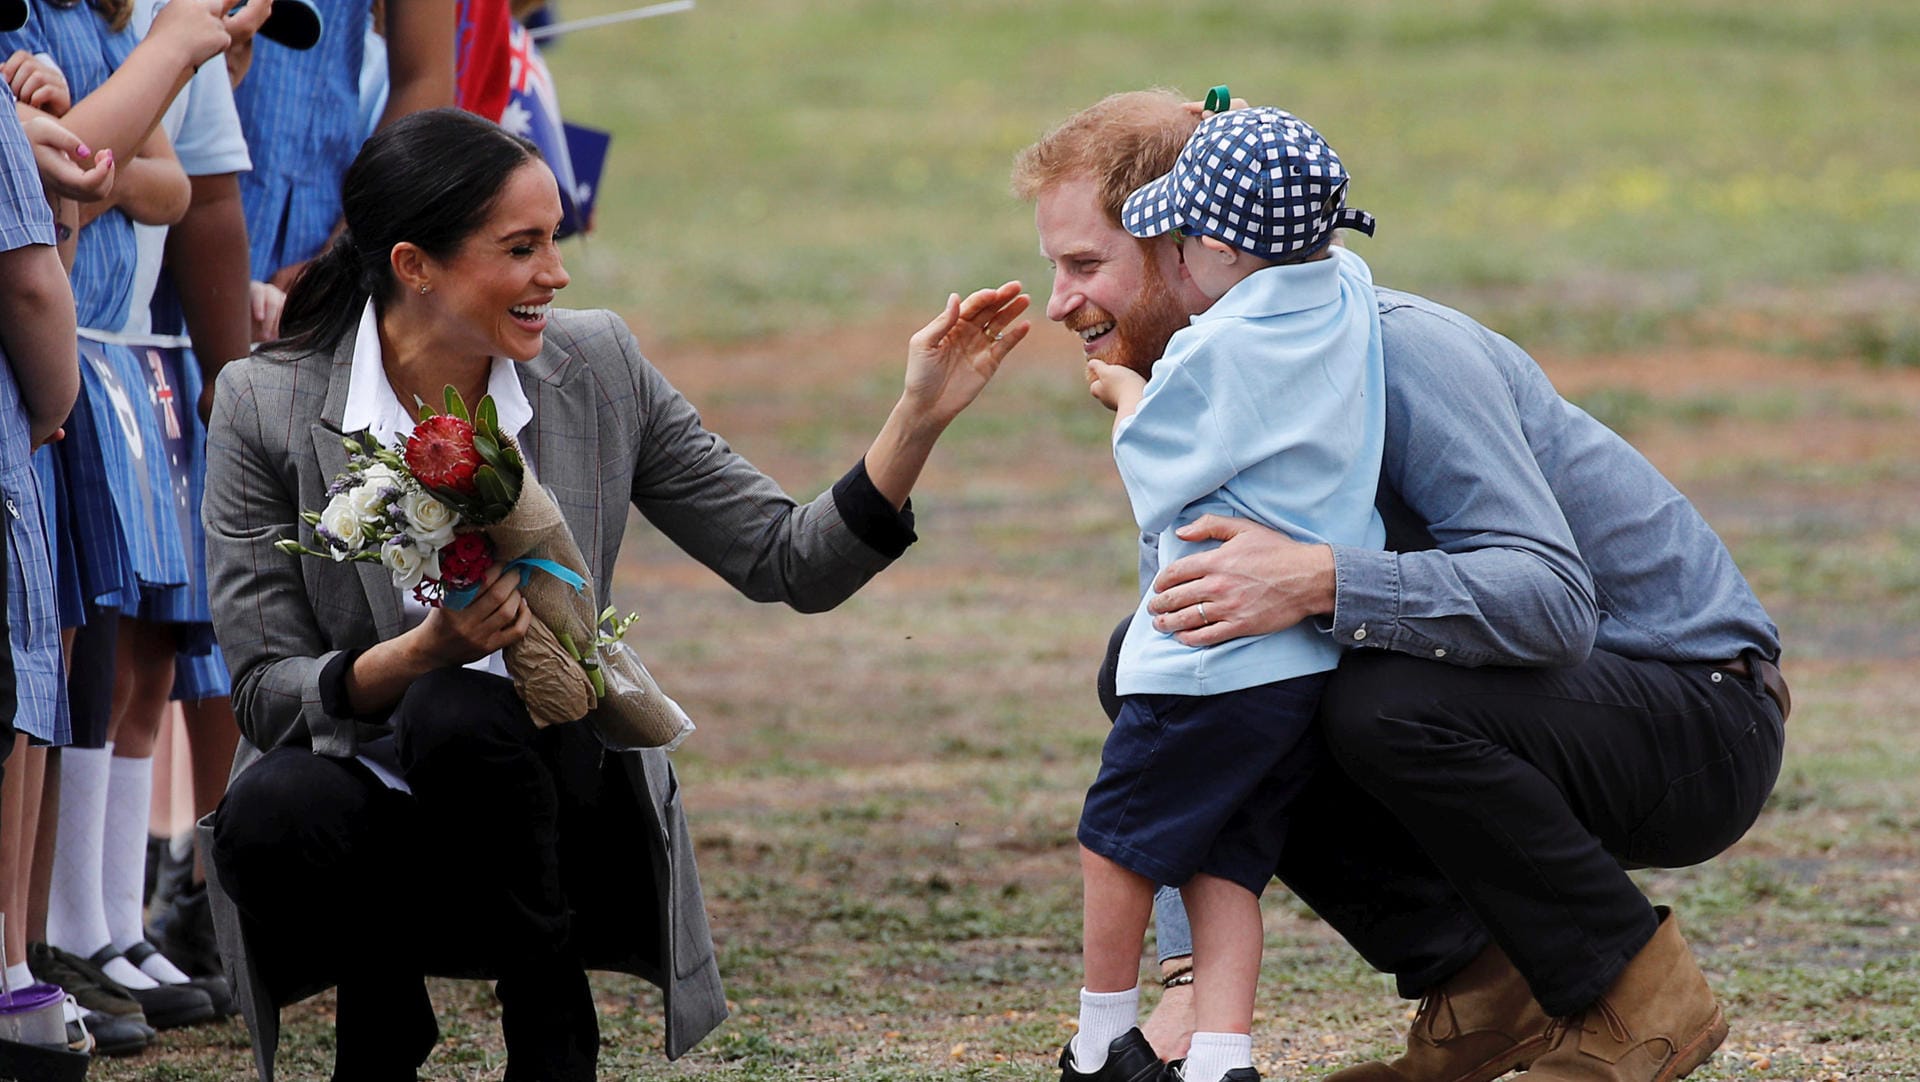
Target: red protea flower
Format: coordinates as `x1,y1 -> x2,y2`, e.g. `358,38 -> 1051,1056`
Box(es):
405,414 -> 482,495
438,532 -> 494,589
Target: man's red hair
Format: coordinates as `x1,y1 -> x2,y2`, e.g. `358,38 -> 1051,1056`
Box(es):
1010,89 -> 1201,227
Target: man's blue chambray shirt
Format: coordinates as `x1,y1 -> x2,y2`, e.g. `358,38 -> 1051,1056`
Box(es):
1140,287 -> 1780,669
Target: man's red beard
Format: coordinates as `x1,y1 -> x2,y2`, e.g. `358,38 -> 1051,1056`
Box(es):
1094,260 -> 1189,379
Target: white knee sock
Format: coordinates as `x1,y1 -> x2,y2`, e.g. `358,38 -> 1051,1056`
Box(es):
106,755 -> 190,985
47,746 -> 113,956
47,746 -> 159,991
1072,985 -> 1140,1071
1183,1031 -> 1253,1082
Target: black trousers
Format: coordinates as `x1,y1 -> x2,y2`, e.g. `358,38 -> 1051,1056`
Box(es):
1101,622 -> 1785,1016
213,668 -> 598,1082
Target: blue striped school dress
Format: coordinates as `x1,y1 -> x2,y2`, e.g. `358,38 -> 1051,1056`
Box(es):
0,103 -> 70,745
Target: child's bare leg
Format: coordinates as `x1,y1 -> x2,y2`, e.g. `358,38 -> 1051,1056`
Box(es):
1082,844 -> 1154,992
1181,873 -> 1261,1081
2,736 -> 46,973
1074,844 -> 1155,1070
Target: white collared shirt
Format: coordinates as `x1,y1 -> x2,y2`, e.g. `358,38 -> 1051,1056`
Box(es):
339,300 -> 536,788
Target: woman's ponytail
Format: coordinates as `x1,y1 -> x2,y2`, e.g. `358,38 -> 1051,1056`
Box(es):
274,230 -> 375,357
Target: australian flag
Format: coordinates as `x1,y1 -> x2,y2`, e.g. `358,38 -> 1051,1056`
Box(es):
500,22 -> 609,237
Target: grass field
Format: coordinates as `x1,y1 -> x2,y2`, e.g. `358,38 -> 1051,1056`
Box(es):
97,1 -> 1919,1079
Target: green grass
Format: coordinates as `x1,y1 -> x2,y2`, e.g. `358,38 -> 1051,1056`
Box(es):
545,0 -> 1920,347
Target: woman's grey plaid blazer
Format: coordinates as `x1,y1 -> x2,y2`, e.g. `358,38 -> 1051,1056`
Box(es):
201,307 -> 902,1080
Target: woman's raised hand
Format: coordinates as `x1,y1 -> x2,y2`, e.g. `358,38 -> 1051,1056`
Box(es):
901,281 -> 1030,428
418,563 -> 532,667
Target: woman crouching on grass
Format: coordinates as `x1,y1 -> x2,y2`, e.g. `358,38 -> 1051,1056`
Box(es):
202,106 -> 1030,1082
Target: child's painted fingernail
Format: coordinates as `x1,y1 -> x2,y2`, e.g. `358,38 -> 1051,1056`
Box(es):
76,143 -> 92,157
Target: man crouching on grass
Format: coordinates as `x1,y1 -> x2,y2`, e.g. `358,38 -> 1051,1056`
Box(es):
1013,88 -> 1787,1082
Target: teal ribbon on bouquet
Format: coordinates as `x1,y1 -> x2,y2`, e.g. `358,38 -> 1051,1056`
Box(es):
442,557 -> 587,609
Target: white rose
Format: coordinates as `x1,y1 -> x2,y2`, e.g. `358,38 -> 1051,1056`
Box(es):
381,536 -> 441,589
318,493 -> 367,557
399,489 -> 458,549
348,465 -> 404,519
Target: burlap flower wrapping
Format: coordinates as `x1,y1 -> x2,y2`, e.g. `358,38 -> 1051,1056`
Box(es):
487,458 -> 694,750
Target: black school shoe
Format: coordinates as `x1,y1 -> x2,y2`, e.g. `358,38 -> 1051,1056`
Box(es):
77,945 -> 217,1029
77,1006 -> 155,1057
1060,1027 -> 1173,1081
28,942 -> 148,1026
125,939 -> 235,1018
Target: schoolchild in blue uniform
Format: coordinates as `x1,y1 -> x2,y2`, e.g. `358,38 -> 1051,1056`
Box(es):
1,0 -> 233,1041
0,79 -> 80,1050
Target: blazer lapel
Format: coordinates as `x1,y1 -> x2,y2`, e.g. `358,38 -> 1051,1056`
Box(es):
517,336 -> 607,589
310,333 -> 405,641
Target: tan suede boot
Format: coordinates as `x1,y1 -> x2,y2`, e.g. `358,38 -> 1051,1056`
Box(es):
1328,942 -> 1552,1082
1514,907 -> 1728,1082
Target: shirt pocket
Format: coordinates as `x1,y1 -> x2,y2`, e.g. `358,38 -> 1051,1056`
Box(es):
1,463 -> 55,650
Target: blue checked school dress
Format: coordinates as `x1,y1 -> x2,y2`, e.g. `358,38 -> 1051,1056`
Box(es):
5,5 -> 192,613
233,0 -> 372,279
0,103 -> 71,745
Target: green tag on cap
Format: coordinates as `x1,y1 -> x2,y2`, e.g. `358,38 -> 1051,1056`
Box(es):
1204,85 -> 1232,113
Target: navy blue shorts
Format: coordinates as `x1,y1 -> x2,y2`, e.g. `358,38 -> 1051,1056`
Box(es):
1078,673 -> 1329,895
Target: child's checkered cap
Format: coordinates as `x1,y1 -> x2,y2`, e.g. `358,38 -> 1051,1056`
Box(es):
1122,106 -> 1376,261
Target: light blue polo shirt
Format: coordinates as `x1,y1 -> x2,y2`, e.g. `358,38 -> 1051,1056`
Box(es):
1114,246 -> 1386,696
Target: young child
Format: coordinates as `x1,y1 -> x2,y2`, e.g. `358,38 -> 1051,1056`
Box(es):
1064,106 -> 1385,1082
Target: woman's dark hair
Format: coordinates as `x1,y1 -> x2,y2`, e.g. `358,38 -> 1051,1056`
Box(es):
276,109 -> 542,355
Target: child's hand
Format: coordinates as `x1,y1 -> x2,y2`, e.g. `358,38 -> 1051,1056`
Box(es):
148,0 -> 235,74
1087,358 -> 1146,414
4,50 -> 71,115
21,114 -> 114,202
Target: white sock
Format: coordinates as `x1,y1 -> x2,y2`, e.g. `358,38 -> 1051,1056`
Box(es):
48,746 -> 114,958
108,755 -> 190,986
1183,1031 -> 1254,1082
99,953 -> 157,990
4,962 -> 32,993
1072,985 -> 1139,1071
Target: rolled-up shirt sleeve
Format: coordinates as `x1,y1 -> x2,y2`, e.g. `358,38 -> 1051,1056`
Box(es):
1326,304 -> 1598,667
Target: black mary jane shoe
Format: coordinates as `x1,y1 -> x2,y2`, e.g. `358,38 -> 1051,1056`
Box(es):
1059,1027 -> 1175,1081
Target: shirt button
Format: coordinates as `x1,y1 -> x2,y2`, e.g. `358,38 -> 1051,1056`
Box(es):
1433,648 -> 1447,658
1352,627 -> 1368,642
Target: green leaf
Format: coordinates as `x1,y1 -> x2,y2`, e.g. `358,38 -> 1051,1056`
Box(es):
475,465 -> 510,509
443,385 -> 471,422
473,433 -> 500,464
478,395 -> 499,437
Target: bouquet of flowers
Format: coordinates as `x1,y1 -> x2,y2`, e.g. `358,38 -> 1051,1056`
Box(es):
275,388 -> 694,751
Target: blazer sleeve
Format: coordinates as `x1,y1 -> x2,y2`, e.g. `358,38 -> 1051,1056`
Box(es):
203,360 -> 359,756
606,313 -> 898,613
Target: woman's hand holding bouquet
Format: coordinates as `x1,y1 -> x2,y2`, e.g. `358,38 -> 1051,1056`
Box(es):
276,388 -> 694,750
